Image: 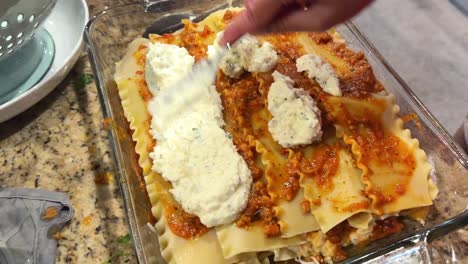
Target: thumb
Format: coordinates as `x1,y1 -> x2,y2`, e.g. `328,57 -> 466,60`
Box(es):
224,0 -> 374,38
263,8 -> 335,33
220,0 -> 295,45
265,0 -> 374,34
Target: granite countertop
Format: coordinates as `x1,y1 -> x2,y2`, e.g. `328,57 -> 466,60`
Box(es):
0,0 -> 137,263
0,0 -> 466,264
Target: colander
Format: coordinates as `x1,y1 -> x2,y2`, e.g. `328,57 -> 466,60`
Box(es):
0,0 -> 57,61
0,0 -> 57,105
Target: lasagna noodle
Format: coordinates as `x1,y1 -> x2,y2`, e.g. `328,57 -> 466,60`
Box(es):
216,224 -> 304,259
276,189 -> 320,238
298,144 -> 371,233
299,30 -> 436,215
215,111 -> 316,258
214,132 -> 315,259
159,229 -> 224,264
197,7 -> 243,32
116,7 -> 438,263
347,212 -> 373,230
377,95 -> 435,212
114,39 -> 225,264
251,109 -> 320,238
227,253 -> 271,264
273,247 -> 300,262
326,95 -> 435,215
380,95 -> 438,202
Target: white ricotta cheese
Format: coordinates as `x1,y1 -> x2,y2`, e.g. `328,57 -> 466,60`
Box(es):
219,50 -> 245,78
145,43 -> 194,96
149,80 -> 224,140
151,113 -> 252,227
267,71 -> 322,148
218,35 -> 278,78
145,44 -> 252,227
208,31 -> 246,78
245,41 -> 278,72
296,54 -> 342,97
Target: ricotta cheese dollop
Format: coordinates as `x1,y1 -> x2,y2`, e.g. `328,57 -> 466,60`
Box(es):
215,34 -> 278,78
267,71 -> 322,148
145,43 -> 194,96
296,54 -> 342,97
146,43 -> 252,227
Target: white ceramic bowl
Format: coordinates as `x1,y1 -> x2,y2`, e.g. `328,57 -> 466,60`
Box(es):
0,0 -> 89,123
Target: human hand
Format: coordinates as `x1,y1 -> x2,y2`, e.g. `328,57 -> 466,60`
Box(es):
221,0 -> 374,45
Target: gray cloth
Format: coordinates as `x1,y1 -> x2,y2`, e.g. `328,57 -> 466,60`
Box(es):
0,189 -> 73,264
451,0 -> 468,15
354,0 -> 468,134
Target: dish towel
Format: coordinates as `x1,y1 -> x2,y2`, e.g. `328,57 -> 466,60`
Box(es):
0,188 -> 73,264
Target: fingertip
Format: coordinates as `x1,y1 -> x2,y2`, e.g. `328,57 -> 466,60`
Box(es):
219,25 -> 236,46
219,34 -> 229,46
219,11 -> 249,45
220,0 -> 286,45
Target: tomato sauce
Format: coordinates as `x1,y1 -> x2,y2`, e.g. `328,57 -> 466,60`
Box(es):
307,32 -> 383,98
355,126 -> 415,211
133,44 -> 148,67
217,71 -> 281,235
402,112 -> 423,131
235,182 -> 280,237
165,203 -> 209,239
217,72 -> 264,180
222,9 -> 240,24
178,20 -> 215,61
369,217 -> 404,241
300,199 -> 311,215
288,144 -> 340,193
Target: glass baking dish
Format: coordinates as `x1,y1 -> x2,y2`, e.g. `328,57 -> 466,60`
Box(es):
84,1 -> 468,263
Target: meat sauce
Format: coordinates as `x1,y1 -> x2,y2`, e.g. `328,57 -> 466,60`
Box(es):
216,72 -> 280,237
235,182 -> 281,237
402,112 -> 423,131
287,144 -> 340,194
178,20 -> 215,61
321,91 -> 416,213
217,73 -> 264,180
165,203 -> 209,239
369,217 -> 404,241
357,127 -> 416,211
139,9 -> 411,243
133,44 -> 153,101
308,32 -> 383,98
325,217 -> 404,261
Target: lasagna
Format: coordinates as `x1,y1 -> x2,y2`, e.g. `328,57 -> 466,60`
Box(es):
113,8 -> 438,264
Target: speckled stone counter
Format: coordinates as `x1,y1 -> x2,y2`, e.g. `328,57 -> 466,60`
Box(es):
0,1 -> 466,264
0,1 -> 137,263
